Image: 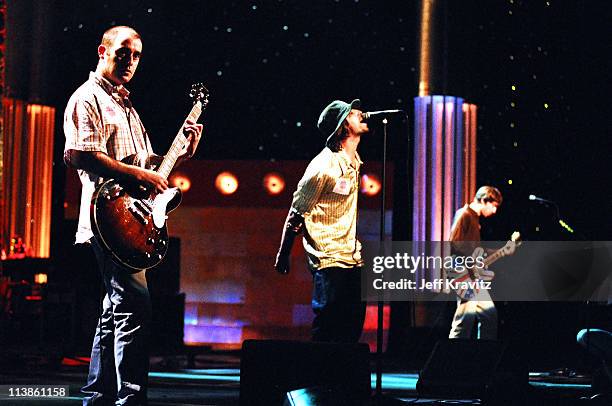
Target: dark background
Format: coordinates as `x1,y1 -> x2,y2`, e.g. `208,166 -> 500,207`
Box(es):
8,0 -> 612,240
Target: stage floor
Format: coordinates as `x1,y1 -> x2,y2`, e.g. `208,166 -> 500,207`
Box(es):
0,349 -> 598,405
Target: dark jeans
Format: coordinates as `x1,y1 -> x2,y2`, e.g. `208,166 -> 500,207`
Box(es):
311,266 -> 366,343
82,239 -> 152,406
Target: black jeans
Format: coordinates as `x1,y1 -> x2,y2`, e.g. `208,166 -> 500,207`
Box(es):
82,239 -> 151,406
311,266 -> 366,343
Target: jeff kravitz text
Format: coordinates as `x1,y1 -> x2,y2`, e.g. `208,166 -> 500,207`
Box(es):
372,278 -> 491,291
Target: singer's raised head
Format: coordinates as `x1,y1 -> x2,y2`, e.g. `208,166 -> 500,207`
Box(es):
318,99 -> 368,151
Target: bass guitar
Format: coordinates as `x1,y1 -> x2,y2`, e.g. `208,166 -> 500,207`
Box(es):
448,231 -> 521,300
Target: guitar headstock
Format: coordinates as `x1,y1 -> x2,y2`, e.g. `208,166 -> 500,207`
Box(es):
502,231 -> 522,255
190,83 -> 210,108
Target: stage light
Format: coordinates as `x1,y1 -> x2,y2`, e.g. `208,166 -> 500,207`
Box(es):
361,174 -> 381,196
215,172 -> 239,195
263,173 -> 285,195
34,273 -> 48,284
170,174 -> 192,192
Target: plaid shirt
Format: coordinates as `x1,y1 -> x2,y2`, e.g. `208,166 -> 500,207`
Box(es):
64,72 -> 153,243
291,147 -> 363,270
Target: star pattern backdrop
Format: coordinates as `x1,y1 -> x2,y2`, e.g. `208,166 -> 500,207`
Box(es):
47,0 -> 610,239
442,1 -> 611,240
53,0 -> 419,160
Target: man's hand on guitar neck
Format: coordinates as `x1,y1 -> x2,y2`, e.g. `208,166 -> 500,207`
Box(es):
177,119 -> 204,165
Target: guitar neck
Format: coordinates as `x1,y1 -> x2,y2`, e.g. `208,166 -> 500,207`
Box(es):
157,101 -> 203,180
484,244 -> 509,267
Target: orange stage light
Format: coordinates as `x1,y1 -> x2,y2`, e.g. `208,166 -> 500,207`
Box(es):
263,173 -> 285,195
361,173 -> 382,196
34,273 -> 48,284
170,174 -> 192,192
215,172 -> 239,195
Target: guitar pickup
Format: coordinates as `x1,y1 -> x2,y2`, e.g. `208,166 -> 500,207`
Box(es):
140,199 -> 153,211
128,205 -> 149,225
133,200 -> 152,215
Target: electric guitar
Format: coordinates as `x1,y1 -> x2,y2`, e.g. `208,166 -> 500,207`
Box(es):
448,231 -> 521,300
91,83 -> 209,271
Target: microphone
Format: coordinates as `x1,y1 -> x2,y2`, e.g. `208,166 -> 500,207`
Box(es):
361,109 -> 405,121
528,194 -> 554,203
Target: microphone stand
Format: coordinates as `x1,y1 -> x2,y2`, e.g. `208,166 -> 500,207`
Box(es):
375,118 -> 388,399
374,118 -> 389,401
372,114 -> 409,405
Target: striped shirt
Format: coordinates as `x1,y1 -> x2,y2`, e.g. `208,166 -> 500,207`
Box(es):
291,147 -> 363,270
64,72 -> 153,243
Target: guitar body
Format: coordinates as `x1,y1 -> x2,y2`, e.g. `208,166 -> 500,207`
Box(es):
448,232 -> 521,300
90,83 -> 209,271
91,176 -> 182,271
450,247 -> 496,282
447,247 -> 495,301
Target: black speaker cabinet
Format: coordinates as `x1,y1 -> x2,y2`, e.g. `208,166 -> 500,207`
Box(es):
417,339 -> 528,404
240,340 -> 371,406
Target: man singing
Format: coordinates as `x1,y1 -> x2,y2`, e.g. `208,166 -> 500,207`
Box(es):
64,26 -> 203,405
275,99 -> 368,343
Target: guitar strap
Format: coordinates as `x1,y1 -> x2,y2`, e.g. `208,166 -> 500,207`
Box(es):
136,118 -> 154,167
121,97 -> 151,166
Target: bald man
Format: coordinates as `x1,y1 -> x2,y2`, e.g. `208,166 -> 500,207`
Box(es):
64,26 -> 202,405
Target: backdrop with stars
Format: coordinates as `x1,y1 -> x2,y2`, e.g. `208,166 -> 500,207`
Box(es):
35,0 -> 611,239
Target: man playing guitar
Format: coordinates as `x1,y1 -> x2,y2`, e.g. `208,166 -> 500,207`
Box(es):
63,26 -> 203,405
448,186 -> 517,340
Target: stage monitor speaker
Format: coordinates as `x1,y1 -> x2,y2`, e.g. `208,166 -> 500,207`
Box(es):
417,339 -> 528,403
240,340 -> 371,406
